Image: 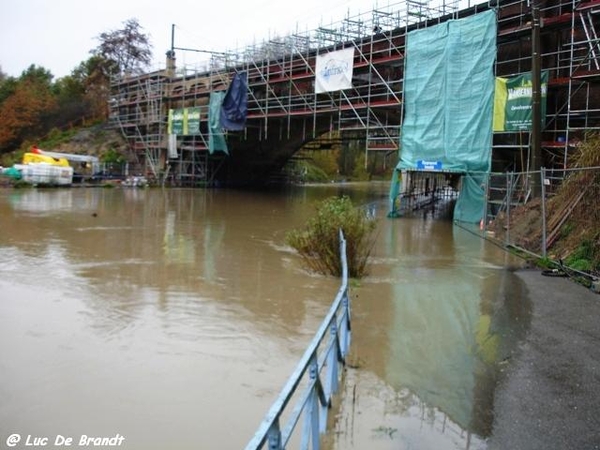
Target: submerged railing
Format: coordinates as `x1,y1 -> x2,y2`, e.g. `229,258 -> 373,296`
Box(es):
244,230 -> 351,450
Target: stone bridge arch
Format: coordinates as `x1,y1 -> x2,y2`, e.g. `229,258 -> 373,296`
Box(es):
221,115 -> 335,186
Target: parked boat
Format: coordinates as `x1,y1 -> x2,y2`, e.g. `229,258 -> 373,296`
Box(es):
0,147 -> 98,186
12,163 -> 73,185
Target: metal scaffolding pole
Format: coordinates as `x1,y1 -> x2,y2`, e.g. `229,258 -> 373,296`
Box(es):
531,0 -> 542,197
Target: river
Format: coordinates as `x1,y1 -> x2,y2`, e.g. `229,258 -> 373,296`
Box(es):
0,184 -> 528,449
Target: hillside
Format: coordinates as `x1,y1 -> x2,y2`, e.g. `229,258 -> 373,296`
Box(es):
1,122 -> 127,167
35,123 -> 127,160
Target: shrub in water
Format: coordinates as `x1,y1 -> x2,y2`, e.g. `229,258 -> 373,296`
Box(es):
286,196 -> 377,278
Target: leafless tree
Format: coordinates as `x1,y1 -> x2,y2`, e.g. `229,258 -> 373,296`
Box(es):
92,18 -> 153,76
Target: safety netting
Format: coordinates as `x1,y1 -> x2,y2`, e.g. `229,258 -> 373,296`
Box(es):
389,10 -> 497,223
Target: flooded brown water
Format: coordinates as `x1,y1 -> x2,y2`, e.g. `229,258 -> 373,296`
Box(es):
327,204 -> 530,450
0,184 -> 528,449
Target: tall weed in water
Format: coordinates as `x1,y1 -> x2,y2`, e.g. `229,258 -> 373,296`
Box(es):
286,196 -> 377,278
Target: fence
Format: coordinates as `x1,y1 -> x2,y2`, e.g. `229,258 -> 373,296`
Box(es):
244,230 -> 351,450
483,166 -> 600,276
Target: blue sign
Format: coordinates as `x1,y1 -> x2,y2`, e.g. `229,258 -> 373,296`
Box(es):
416,160 -> 443,170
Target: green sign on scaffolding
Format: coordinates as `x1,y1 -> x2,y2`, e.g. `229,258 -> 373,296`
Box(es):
493,71 -> 548,132
168,107 -> 201,135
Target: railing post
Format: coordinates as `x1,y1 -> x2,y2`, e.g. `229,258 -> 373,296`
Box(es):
482,172 -> 490,232
505,171 -> 513,246
326,317 -> 339,397
339,229 -> 350,360
541,167 -> 547,258
319,317 -> 338,434
340,291 -> 351,359
267,421 -> 283,450
301,355 -> 320,450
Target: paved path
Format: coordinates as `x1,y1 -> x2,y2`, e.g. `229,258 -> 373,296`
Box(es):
488,269 -> 600,450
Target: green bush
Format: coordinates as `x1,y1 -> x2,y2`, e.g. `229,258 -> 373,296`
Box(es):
286,196 -> 377,278
565,239 -> 596,272
101,148 -> 126,164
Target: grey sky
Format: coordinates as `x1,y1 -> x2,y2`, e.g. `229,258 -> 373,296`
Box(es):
1,0 -> 484,79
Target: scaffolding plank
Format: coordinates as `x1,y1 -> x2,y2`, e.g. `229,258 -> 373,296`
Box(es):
577,0 -> 600,11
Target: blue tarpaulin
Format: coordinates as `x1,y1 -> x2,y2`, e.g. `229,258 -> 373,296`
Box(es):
220,71 -> 248,131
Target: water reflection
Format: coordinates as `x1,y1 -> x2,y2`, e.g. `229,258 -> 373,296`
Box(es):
330,206 -> 530,449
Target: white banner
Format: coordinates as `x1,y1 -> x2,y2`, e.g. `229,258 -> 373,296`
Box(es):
315,48 -> 355,94
168,133 -> 178,158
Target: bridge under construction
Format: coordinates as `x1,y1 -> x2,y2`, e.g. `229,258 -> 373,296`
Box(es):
109,0 -> 600,192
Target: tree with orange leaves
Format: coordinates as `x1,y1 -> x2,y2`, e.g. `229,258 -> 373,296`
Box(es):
0,65 -> 57,153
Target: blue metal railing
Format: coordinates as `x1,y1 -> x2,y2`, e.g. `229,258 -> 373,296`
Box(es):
245,230 -> 352,450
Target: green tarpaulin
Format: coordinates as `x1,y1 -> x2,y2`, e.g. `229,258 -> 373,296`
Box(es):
1,166 -> 22,180
209,92 -> 229,155
389,10 -> 497,223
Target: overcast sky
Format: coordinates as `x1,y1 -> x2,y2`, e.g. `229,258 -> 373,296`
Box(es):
1,0 -> 484,79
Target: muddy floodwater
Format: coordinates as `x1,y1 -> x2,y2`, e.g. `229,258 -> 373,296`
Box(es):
0,184 -> 528,449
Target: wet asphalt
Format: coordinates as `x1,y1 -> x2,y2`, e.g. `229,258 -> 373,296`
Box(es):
488,269 -> 600,450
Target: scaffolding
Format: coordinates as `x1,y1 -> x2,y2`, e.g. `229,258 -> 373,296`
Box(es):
488,0 -> 600,211
109,0 -> 600,187
109,72 -> 168,178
